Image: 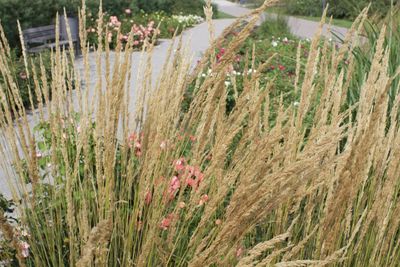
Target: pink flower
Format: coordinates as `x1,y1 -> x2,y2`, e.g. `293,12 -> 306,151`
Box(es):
125,8 -> 132,15
160,213 -> 174,230
168,176 -> 180,199
134,141 -> 141,149
270,65 -> 275,70
133,40 -> 140,46
174,158 -> 186,172
186,178 -> 196,188
278,65 -> 286,71
128,133 -> 142,156
186,165 -> 205,189
236,247 -> 244,258
160,141 -> 167,150
199,194 -> 209,205
135,143 -> 142,157
19,241 -> 30,258
119,34 -> 129,42
187,166 -> 202,179
189,135 -> 196,142
128,133 -> 135,143
109,16 -> 121,27
235,55 -> 241,63
215,219 -> 222,225
36,152 -> 42,158
145,190 -> 152,205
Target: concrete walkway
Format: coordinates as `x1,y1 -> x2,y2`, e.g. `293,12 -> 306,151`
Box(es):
213,0 -> 349,41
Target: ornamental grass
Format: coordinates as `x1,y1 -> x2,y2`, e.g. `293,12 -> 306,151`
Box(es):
0,0 -> 400,266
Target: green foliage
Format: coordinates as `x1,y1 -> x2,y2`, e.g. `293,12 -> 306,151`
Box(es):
0,194 -> 17,266
284,0 -> 396,20
285,0 -> 322,17
136,0 -> 219,17
345,15 -> 400,111
0,0 -> 81,49
232,17 -> 305,113
0,50 -> 52,111
253,15 -> 291,39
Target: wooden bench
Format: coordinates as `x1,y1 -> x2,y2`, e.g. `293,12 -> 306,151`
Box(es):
23,16 -> 81,55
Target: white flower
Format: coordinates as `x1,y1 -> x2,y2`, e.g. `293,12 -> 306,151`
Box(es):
236,72 -> 242,76
329,38 -> 333,42
293,101 -> 300,107
271,41 -> 278,47
21,229 -> 30,237
160,141 -> 167,150
201,73 -> 206,77
283,37 -> 288,42
225,81 -> 231,86
172,14 -> 204,25
232,70 -> 237,76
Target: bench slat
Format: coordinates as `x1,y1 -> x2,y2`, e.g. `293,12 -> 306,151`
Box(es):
23,18 -> 80,55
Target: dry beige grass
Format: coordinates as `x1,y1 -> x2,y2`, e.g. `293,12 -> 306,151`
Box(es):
0,0 -> 400,266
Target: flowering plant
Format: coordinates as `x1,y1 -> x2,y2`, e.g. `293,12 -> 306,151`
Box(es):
86,11 -> 205,50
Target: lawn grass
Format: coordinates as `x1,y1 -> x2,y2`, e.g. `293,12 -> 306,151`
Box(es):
216,11 -> 236,19
292,14 -> 353,28
262,6 -> 353,29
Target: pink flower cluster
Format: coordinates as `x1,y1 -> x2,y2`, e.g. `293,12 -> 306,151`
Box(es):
128,132 -> 142,157
160,213 -> 174,230
216,48 -> 225,63
129,21 -> 158,47
167,157 -> 206,199
109,16 -> 121,28
105,16 -> 158,48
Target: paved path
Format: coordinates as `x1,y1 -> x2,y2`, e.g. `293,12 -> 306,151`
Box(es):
213,0 -> 349,41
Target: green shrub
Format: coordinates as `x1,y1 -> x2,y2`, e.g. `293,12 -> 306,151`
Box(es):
136,0 -> 219,17
345,14 -> 400,109
0,50 -> 52,111
0,0 -> 82,49
285,0 -> 323,17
